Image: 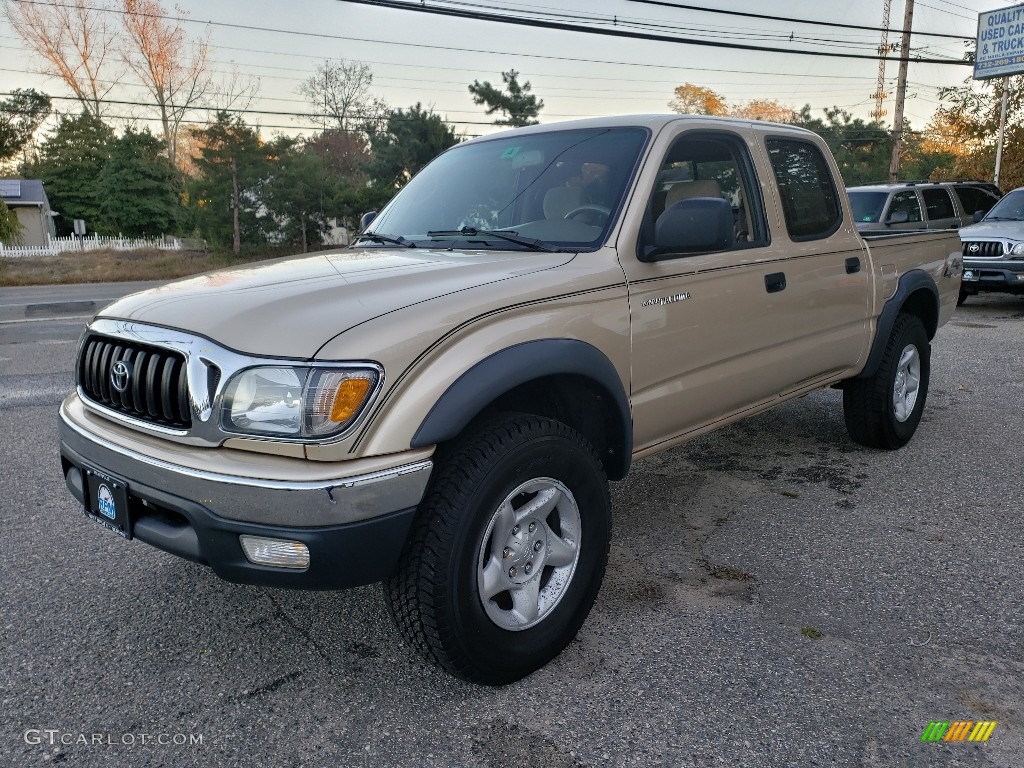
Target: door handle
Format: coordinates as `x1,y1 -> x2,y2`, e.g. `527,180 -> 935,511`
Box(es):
764,272 -> 786,293
845,257 -> 861,274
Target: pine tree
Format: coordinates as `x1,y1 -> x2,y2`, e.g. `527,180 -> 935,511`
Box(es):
468,70 -> 543,127
97,127 -> 181,236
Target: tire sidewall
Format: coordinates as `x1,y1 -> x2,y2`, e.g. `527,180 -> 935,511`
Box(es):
440,428 -> 610,683
885,317 -> 930,444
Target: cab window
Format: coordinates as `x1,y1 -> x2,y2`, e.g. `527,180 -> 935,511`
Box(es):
765,139 -> 842,240
639,131 -> 767,260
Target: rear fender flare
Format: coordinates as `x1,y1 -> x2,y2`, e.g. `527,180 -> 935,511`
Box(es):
856,269 -> 938,380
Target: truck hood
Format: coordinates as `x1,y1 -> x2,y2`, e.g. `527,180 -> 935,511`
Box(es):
959,220 -> 1024,241
97,248 -> 575,358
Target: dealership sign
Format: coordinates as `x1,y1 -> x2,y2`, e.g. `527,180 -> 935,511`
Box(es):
975,3 -> 1024,79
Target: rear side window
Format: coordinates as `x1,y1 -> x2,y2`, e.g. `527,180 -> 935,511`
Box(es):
954,186 -> 999,217
765,139 -> 842,240
921,188 -> 955,220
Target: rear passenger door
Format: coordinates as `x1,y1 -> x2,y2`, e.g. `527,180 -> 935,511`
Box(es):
921,187 -> 960,229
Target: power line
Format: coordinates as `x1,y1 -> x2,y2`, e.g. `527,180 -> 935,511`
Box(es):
334,0 -> 972,65
626,0 -> 971,40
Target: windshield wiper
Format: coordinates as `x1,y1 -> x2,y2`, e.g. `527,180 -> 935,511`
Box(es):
426,227 -> 559,252
354,232 -> 416,247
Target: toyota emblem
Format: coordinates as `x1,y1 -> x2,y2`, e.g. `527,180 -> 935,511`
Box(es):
110,360 -> 132,393
968,243 -> 980,253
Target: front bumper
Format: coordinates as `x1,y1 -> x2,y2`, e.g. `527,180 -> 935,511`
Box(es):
961,258 -> 1024,293
58,395 -> 433,589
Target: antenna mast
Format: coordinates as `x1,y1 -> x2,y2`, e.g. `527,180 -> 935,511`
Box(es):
871,0 -> 895,120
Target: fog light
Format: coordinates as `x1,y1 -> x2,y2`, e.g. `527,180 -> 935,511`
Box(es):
239,535 -> 310,569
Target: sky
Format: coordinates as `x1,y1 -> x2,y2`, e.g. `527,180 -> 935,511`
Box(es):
0,0 -> 1017,140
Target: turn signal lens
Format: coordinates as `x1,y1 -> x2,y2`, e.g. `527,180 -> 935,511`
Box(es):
331,378 -> 372,422
305,369 -> 378,436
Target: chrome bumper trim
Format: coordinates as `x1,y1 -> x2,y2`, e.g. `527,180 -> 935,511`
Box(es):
59,407 -> 432,527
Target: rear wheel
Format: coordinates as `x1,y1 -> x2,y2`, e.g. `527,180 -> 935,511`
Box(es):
385,414 -> 611,685
843,313 -> 930,449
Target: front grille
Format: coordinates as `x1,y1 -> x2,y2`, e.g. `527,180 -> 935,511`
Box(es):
962,241 -> 1004,259
78,335 -> 192,428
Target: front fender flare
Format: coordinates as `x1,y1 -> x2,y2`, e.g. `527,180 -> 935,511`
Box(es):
410,339 -> 632,478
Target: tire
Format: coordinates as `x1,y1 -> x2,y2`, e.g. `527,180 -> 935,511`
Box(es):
957,288 -> 969,306
385,414 -> 611,685
843,313 -> 930,449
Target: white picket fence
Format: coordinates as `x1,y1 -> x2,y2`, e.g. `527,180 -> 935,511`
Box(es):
0,234 -> 181,258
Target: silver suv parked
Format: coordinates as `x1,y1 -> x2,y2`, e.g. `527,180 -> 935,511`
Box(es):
847,181 -> 1001,233
958,186 -> 1024,304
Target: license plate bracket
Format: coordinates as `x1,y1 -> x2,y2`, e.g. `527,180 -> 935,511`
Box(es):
83,468 -> 132,539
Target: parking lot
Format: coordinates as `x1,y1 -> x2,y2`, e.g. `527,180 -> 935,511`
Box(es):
1,287 -> 1021,767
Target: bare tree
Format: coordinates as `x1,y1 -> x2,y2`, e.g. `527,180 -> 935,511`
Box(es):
300,59 -> 387,132
208,66 -> 260,114
3,0 -> 121,118
120,0 -> 211,168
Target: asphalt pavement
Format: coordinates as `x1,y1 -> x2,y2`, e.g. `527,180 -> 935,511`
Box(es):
0,284 -> 1021,767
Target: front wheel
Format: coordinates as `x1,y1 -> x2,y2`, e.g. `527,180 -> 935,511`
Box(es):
843,313 -> 930,449
385,414 -> 611,685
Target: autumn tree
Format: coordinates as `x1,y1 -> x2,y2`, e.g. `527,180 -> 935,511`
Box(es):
668,83 -> 728,116
120,0 -> 211,169
300,59 -> 388,132
0,89 -> 51,164
732,99 -> 796,123
306,129 -> 370,184
3,0 -> 120,118
931,74 -> 1024,189
469,70 -> 543,127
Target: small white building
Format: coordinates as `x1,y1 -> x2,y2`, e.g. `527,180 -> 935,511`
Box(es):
1,179 -> 57,247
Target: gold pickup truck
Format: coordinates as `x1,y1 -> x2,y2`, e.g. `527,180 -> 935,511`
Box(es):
58,115 -> 962,684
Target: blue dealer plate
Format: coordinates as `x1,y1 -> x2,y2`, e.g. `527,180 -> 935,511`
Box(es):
84,468 -> 132,539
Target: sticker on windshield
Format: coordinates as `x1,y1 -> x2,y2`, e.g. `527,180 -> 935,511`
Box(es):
500,146 -> 520,160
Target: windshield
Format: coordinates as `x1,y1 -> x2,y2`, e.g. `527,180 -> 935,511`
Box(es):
364,127 -> 649,250
983,189 -> 1024,221
848,190 -> 889,223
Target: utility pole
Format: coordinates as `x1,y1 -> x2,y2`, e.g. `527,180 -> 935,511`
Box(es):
888,0 -> 915,182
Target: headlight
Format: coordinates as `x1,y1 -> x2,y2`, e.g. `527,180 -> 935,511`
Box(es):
222,365 -> 380,439
1011,242 -> 1024,257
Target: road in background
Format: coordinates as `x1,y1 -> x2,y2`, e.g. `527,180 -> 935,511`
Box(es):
1,290 -> 1021,767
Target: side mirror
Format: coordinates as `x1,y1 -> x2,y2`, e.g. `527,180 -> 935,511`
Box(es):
886,210 -> 910,225
973,210 -> 985,223
359,211 -> 377,230
643,197 -> 734,261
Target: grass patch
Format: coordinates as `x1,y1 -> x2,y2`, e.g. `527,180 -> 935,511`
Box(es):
0,246 -> 308,286
800,626 -> 823,639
